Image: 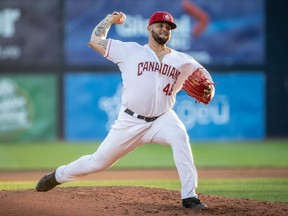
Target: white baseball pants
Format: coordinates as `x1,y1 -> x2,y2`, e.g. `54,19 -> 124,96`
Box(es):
55,106 -> 198,199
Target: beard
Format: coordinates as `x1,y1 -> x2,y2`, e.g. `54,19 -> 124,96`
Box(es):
151,29 -> 170,45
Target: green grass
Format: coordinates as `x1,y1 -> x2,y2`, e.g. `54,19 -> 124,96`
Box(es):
200,178 -> 288,202
0,140 -> 287,170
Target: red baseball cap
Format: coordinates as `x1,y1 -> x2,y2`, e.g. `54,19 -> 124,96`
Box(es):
148,11 -> 177,30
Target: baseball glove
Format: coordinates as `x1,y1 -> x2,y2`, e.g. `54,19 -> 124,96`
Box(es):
182,68 -> 215,105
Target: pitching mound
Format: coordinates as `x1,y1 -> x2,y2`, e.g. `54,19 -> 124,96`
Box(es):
1,186 -> 288,216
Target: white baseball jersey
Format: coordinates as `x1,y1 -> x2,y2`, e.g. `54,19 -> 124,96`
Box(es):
55,38 -> 213,200
105,39 -> 212,117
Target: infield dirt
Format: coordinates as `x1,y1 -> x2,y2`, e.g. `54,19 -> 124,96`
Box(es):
0,168 -> 288,216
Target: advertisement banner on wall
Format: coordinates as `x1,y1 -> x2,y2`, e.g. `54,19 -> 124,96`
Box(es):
65,73 -> 122,140
65,0 -> 264,66
0,75 -> 58,142
64,72 -> 265,141
0,0 -> 62,66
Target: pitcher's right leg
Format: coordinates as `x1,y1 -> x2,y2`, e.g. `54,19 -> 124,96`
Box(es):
36,111 -> 148,191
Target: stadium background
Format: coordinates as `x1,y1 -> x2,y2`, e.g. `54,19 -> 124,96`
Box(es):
0,0 -> 287,143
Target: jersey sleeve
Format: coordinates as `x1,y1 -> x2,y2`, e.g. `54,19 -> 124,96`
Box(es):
181,53 -> 213,81
104,39 -> 130,64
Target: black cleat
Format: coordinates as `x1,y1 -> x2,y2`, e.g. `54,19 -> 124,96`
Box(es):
182,197 -> 208,209
36,171 -> 60,192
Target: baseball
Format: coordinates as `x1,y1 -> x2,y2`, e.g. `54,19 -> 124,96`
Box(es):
111,12 -> 126,24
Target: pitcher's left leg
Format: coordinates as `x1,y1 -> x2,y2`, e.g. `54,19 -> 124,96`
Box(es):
166,118 -> 198,199
148,110 -> 207,209
149,110 -> 197,198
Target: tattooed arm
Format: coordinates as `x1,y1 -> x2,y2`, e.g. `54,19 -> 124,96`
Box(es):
87,14 -> 114,55
88,12 -> 126,55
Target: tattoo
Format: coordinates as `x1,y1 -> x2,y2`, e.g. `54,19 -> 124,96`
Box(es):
94,17 -> 112,39
98,40 -> 108,50
94,27 -> 106,38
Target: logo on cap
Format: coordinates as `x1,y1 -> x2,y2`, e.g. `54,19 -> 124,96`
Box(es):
163,14 -> 171,21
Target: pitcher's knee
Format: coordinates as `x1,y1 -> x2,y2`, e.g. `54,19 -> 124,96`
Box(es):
170,129 -> 189,144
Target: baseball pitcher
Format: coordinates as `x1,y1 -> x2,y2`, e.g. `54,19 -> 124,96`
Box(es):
36,11 -> 215,209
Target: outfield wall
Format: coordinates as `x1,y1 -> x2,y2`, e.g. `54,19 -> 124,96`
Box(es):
64,72 -> 265,141
0,0 -> 287,142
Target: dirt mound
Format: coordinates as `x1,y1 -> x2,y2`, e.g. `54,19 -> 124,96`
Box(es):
1,186 -> 288,216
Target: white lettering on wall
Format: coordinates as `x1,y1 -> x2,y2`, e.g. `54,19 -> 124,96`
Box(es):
0,8 -> 21,38
0,9 -> 22,60
98,85 -> 122,131
176,95 -> 230,129
0,78 -> 32,132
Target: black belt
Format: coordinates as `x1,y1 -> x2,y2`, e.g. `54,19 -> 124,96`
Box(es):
124,108 -> 159,122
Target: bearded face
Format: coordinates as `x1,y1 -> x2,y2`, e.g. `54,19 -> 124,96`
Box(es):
151,23 -> 171,45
